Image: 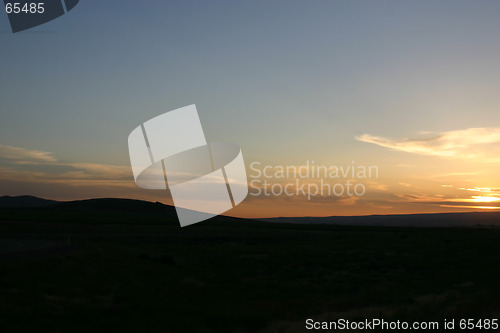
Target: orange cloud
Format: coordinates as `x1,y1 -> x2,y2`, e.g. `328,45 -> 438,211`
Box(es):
357,127 -> 500,160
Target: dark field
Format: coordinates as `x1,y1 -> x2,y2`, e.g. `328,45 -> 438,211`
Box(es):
1,201 -> 500,332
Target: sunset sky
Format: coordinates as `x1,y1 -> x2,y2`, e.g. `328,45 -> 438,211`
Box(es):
2,1 -> 500,218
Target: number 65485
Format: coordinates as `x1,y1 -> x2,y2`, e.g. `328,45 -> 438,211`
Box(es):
5,2 -> 45,14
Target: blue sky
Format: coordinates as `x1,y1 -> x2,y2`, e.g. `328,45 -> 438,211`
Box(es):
2,1 -> 500,216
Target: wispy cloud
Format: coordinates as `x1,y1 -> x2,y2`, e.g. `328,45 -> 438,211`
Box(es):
0,144 -> 56,163
0,144 -> 139,195
356,127 -> 500,160
0,145 -> 132,181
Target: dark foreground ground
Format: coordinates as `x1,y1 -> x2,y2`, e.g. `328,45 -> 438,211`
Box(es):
1,200 -> 500,332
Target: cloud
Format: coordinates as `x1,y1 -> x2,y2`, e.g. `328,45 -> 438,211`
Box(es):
0,144 -> 132,181
356,127 -> 500,160
0,144 -> 56,163
0,144 -> 138,195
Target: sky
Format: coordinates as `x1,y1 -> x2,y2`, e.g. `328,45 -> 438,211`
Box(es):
2,1 -> 500,218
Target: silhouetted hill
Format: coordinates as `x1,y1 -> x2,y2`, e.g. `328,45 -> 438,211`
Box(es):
46,197 -> 179,224
0,196 -> 247,225
0,195 -> 59,208
45,198 -> 251,225
262,211 -> 500,227
4,196 -> 500,227
51,198 -> 176,214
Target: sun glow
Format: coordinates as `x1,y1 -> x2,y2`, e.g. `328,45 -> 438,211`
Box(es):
471,196 -> 500,203
447,188 -> 500,210
440,205 -> 500,210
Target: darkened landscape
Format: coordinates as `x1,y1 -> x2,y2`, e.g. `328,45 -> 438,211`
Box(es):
4,1 -> 500,331
1,197 -> 500,332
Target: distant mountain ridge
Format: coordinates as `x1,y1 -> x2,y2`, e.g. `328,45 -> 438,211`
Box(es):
0,195 -> 59,208
51,198 -> 174,213
0,196 -> 239,225
0,195 -> 170,208
3,196 -> 500,227
261,212 -> 500,227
